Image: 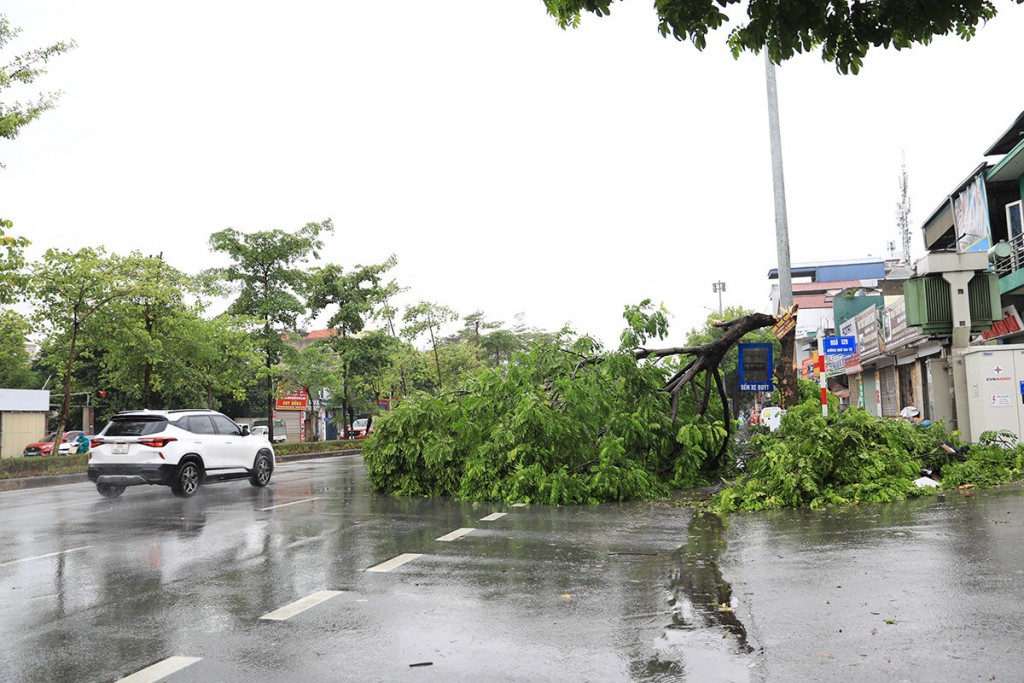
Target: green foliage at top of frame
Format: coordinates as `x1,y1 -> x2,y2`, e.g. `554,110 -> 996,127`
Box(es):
363,329 -> 728,505
712,402 -> 1024,512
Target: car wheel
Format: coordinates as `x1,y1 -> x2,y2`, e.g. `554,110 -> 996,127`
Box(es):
171,461 -> 202,498
250,452 -> 273,487
96,483 -> 125,498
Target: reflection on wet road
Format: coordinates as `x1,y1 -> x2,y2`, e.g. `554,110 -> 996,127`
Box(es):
0,457 -> 751,682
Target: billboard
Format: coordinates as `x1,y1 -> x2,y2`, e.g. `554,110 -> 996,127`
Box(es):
275,385 -> 309,411
954,173 -> 992,254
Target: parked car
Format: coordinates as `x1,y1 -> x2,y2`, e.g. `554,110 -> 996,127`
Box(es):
88,409 -> 275,498
251,418 -> 287,443
24,430 -> 86,457
351,417 -> 374,439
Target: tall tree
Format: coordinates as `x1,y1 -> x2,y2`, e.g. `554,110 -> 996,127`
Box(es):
306,257 -> 398,437
544,0 -> 1005,73
402,301 -> 458,392
208,220 -> 332,441
30,248 -> 142,441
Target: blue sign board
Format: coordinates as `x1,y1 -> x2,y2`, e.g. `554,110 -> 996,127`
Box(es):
738,343 -> 774,392
823,336 -> 857,355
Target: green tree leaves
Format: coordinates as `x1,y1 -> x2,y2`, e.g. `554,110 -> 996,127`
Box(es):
0,14 -> 75,149
364,319 -> 726,504
544,0 -> 1004,74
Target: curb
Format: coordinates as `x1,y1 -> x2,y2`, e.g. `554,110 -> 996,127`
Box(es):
0,472 -> 89,492
277,449 -> 362,463
0,448 -> 363,493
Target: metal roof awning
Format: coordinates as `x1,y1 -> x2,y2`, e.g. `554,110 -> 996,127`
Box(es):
984,110 -> 1024,156
986,136 -> 1024,184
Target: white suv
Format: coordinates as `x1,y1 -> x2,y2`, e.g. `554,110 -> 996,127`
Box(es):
88,409 -> 276,498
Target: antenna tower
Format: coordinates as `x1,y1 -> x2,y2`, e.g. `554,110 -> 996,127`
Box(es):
896,154 -> 912,264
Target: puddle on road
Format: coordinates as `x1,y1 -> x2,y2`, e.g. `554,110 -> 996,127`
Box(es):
638,510 -> 755,681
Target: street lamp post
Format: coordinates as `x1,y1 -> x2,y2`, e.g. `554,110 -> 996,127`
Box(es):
712,281 -> 726,315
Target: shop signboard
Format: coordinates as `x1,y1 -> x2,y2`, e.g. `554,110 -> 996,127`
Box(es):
275,385 -> 309,411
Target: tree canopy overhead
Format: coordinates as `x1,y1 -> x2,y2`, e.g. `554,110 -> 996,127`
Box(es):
544,0 -> 1011,73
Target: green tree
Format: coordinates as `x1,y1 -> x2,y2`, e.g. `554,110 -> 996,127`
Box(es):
208,220 -> 332,442
0,16 -> 74,302
94,254 -> 198,408
0,14 -> 75,145
0,309 -> 37,388
545,0 -> 1004,73
29,248 -> 142,441
402,301 -> 458,392
306,257 -> 398,436
0,218 -> 29,305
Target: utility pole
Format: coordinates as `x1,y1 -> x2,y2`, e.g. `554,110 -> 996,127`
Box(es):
765,53 -> 797,408
712,281 -> 726,314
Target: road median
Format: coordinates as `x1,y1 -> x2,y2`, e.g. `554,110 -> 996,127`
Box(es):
0,446 -> 362,492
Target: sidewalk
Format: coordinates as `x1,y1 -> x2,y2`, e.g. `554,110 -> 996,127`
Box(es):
0,448 -> 361,493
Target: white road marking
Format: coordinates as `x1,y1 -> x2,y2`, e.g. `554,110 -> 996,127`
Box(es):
436,527 -> 475,542
366,553 -> 423,572
259,497 -> 318,511
260,590 -> 343,621
117,656 -> 202,683
480,512 -> 507,521
511,503 -> 527,508
0,545 -> 91,569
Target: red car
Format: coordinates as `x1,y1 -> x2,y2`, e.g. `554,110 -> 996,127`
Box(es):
350,418 -> 374,439
23,431 -> 86,457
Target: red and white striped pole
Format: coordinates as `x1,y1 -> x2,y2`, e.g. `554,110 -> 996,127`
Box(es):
817,350 -> 828,417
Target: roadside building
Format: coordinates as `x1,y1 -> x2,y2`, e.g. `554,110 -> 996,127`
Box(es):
0,389 -> 50,458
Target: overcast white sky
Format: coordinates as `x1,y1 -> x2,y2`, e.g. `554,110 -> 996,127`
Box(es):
4,2 -> 1024,347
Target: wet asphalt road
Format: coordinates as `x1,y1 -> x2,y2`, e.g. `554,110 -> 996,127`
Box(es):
721,485 -> 1024,682
1,457 -> 1023,682
0,457 -> 747,683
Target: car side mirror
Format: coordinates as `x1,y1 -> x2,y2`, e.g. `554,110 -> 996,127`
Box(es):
240,424 -> 250,436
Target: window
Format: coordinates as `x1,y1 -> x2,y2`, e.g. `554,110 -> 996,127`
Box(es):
105,418 -> 167,437
211,415 -> 240,435
1007,200 -> 1023,242
184,416 -> 216,434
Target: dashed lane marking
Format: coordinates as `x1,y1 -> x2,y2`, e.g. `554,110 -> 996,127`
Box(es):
117,656 -> 202,683
259,497 -> 319,511
0,545 -> 91,569
436,528 -> 475,542
480,512 -> 507,521
366,553 -> 423,572
260,590 -> 343,621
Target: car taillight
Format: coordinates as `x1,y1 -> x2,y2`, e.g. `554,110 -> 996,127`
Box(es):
90,439 -> 104,448
139,437 -> 177,448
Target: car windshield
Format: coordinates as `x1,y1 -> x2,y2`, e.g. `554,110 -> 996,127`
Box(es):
353,419 -> 368,428
104,418 -> 168,437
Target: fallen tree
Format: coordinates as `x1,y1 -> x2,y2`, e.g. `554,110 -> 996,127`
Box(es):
364,303 -> 779,503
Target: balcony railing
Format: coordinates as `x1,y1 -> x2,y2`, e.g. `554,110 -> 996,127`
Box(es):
994,232 -> 1024,276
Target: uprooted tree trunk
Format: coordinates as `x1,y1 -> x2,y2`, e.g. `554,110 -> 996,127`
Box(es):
575,312 -> 778,472
646,312 -> 778,471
